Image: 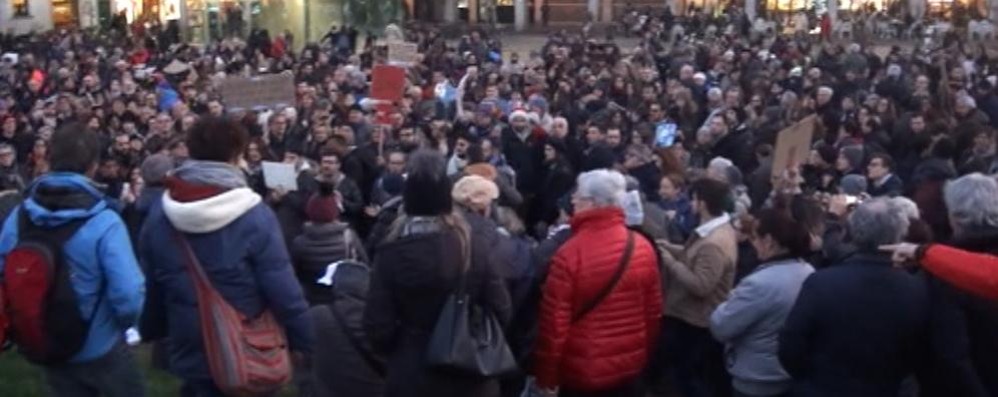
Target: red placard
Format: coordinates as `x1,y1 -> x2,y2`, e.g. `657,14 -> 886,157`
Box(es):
370,65 -> 406,103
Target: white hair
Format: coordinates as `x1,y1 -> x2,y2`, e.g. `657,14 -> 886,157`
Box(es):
708,87 -> 723,100
818,86 -> 834,96
848,198 -> 911,251
708,156 -> 734,171
957,95 -> 978,109
576,169 -> 628,208
945,173 -> 998,236
890,196 -> 921,220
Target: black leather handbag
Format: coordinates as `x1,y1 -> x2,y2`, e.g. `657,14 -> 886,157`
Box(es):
426,243 -> 517,377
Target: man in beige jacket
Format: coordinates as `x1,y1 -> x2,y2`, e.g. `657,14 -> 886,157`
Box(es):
655,177 -> 738,397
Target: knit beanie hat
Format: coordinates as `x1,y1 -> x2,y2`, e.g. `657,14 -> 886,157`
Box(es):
305,192 -> 340,224
839,174 -> 869,196
403,150 -> 453,216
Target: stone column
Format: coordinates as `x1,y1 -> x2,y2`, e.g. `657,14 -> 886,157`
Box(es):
829,0 -> 839,27
515,0 -> 527,30
469,0 -> 478,23
242,0 -> 252,34
909,0 -> 924,21
534,0 -> 543,26
588,0 -> 598,20
600,0 -> 612,22
746,0 -> 756,22
444,0 -> 457,22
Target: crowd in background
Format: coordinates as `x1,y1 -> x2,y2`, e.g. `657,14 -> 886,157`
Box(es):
2,6 -> 998,397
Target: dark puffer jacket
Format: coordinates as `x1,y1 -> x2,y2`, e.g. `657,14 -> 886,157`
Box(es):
292,221 -> 369,306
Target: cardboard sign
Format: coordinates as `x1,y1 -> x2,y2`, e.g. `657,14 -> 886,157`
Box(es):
771,115 -> 816,179
370,65 -> 406,103
387,40 -> 419,66
220,72 -> 296,111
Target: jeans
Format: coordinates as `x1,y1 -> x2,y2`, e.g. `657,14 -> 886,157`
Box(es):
43,343 -> 146,397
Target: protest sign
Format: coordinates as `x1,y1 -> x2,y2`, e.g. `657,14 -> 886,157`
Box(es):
370,65 -> 406,103
771,115 -> 816,178
262,161 -> 299,191
387,40 -> 419,66
220,72 -> 295,111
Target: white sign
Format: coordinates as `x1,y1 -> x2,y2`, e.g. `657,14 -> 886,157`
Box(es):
262,161 -> 299,191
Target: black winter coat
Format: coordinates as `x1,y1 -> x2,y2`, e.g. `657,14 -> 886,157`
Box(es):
307,262 -> 385,397
711,129 -> 755,173
534,161 -> 574,226
779,253 -> 931,396
364,219 -> 512,397
291,222 -> 368,306
920,233 -> 998,397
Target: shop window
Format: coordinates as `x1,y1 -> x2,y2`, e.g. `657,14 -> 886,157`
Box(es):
12,0 -> 30,17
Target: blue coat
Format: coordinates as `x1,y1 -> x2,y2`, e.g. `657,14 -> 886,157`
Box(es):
139,190 -> 313,380
0,173 -> 145,363
779,253 -> 931,396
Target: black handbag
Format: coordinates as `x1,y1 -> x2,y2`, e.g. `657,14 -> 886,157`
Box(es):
425,239 -> 518,377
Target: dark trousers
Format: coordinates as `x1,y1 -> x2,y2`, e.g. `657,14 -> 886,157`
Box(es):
181,380 -> 281,397
180,380 -> 224,397
43,343 -> 146,397
561,378 -> 643,397
732,391 -> 788,397
660,316 -> 731,397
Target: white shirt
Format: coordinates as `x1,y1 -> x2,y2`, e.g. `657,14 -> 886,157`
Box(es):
695,213 -> 732,238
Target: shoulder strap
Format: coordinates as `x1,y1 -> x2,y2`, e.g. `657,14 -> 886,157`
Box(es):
17,208 -> 106,322
171,231 -> 213,293
572,231 -> 635,323
327,305 -> 386,377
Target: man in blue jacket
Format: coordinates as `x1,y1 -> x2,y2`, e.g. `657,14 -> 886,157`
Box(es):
0,123 -> 147,396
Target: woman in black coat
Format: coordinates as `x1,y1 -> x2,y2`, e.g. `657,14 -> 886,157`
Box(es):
364,151 -> 512,397
308,262 -> 385,397
533,139 -> 575,228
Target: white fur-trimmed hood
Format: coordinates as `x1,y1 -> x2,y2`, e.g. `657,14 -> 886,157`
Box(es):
162,187 -> 262,233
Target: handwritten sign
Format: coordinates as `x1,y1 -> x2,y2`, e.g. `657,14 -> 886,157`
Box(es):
220,72 -> 296,111
771,115 -> 816,179
387,40 -> 419,66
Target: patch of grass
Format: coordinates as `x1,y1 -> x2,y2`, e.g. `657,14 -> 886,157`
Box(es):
0,346 -> 179,397
0,346 -> 298,396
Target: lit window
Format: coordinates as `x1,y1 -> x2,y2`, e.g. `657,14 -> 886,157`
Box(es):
13,0 -> 30,16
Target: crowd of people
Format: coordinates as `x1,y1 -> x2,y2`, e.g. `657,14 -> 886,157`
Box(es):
1,6 -> 998,397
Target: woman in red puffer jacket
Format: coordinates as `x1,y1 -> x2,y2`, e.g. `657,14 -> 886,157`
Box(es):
533,170 -> 663,397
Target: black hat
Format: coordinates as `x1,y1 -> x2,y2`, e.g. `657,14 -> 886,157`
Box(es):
403,150 -> 453,216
